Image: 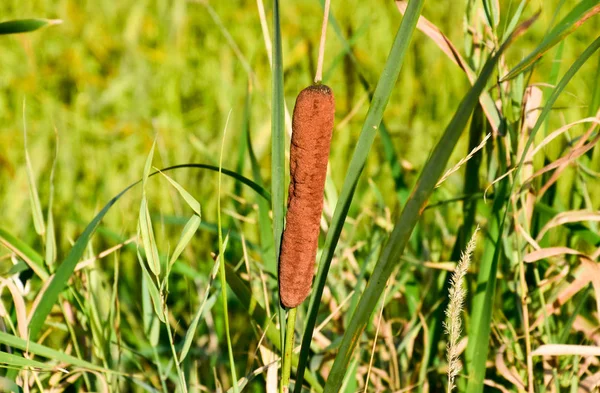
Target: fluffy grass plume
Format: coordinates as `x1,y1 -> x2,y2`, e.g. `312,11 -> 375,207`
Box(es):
445,226 -> 479,392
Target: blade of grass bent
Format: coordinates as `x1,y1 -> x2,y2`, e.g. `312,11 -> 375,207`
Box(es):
293,0 -> 425,391
271,0 -> 287,364
322,16 -> 538,393
466,35 -> 600,393
27,163 -> 270,340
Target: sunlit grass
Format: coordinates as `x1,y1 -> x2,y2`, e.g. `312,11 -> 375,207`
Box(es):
0,1 -> 599,392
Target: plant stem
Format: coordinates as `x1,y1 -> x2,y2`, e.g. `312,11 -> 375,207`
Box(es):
314,0 -> 331,83
218,112 -> 239,393
281,307 -> 297,392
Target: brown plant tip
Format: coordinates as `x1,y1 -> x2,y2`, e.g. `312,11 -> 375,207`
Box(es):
279,84 -> 335,308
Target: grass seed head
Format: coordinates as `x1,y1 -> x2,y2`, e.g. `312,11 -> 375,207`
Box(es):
279,84 -> 335,308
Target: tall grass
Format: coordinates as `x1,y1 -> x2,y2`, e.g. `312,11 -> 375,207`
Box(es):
0,1 -> 599,392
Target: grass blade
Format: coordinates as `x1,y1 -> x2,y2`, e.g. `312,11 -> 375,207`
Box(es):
158,171 -> 202,217
168,214 -> 201,269
465,35 -> 600,393
0,228 -> 48,281
139,197 -> 161,277
0,331 -> 110,373
322,15 -> 538,393
501,0 -> 600,81
0,18 -> 62,35
140,141 -> 161,277
293,0 -> 425,390
23,103 -> 45,237
0,351 -> 57,370
178,236 -> 224,363
27,163 -> 270,340
217,112 -> 239,393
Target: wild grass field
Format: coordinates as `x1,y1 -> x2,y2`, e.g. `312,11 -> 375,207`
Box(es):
0,1 -> 600,392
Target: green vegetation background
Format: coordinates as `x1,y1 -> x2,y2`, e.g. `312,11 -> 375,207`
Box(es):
0,0 -> 598,391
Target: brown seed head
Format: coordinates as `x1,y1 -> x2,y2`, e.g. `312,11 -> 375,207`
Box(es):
279,84 -> 335,308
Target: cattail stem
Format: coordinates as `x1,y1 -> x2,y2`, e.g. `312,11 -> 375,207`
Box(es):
314,0 -> 331,83
281,307 -> 297,392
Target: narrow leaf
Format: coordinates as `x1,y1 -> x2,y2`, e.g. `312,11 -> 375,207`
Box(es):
168,215 -> 201,269
0,18 -> 62,35
158,170 -> 202,216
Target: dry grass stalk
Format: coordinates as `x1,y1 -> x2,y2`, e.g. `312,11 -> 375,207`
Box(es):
444,226 -> 479,392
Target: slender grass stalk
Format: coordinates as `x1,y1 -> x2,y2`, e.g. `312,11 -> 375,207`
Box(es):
322,16 -> 538,393
165,307 -> 188,393
314,0 -> 331,83
281,308 -> 296,392
293,1 -> 425,390
271,0 -> 287,362
217,112 -> 239,393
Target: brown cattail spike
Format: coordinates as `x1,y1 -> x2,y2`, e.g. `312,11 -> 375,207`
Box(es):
279,84 -> 335,308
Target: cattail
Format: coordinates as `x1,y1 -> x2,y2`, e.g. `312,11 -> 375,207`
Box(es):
279,84 -> 335,308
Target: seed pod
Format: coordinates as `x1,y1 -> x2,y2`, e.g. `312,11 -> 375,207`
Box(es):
279,84 -> 335,308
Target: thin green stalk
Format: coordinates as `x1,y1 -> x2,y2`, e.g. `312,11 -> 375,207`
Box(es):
322,16 -> 538,393
58,302 -> 92,391
281,308 -> 296,393
271,0 -> 288,367
165,308 -> 188,393
151,336 -> 168,392
293,0 -> 425,390
218,112 -> 239,393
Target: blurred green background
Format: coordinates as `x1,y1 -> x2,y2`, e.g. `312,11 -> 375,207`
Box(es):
1,1 -> 599,391
1,0 -> 597,243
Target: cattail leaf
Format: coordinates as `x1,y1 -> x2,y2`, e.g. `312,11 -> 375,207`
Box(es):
158,170 -> 202,217
271,0 -> 288,355
501,0 -> 600,81
0,18 -> 62,35
168,214 -> 201,269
